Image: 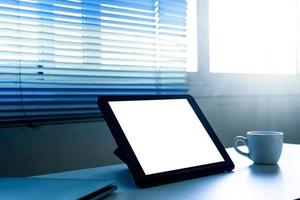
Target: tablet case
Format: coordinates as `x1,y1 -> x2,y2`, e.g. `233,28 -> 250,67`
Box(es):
98,95 -> 235,188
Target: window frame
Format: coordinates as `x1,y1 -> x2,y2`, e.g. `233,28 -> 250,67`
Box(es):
189,0 -> 300,97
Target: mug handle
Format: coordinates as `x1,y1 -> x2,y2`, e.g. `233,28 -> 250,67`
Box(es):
233,136 -> 250,158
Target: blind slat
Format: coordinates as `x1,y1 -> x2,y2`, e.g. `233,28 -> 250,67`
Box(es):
0,0 -> 189,125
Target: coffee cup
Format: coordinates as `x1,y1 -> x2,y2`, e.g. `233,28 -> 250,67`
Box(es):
233,131 -> 284,165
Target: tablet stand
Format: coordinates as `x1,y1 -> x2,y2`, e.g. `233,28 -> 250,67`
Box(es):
114,147 -> 128,164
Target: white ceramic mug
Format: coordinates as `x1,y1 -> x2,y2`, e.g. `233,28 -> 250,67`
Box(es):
233,131 -> 284,164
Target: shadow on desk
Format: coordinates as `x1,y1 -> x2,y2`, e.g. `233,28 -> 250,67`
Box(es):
249,164 -> 282,177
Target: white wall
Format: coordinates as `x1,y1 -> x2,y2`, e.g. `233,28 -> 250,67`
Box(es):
0,121 -> 119,176
196,96 -> 300,146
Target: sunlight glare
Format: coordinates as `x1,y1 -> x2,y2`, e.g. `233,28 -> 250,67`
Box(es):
209,0 -> 297,74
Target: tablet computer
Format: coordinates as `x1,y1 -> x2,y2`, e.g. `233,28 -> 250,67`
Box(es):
98,95 -> 234,187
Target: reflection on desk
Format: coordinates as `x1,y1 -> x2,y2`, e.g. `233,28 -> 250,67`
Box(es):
36,143 -> 300,200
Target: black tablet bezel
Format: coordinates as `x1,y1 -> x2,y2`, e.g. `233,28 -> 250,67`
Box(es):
98,95 -> 234,187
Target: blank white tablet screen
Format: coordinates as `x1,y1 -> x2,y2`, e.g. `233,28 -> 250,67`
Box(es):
109,99 -> 224,175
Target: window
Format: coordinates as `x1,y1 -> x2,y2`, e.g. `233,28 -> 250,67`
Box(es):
209,0 -> 299,74
0,0 -> 191,125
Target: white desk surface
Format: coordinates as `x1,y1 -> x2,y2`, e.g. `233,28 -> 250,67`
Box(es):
38,143 -> 300,200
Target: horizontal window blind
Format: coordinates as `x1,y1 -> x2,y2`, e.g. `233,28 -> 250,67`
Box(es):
0,0 -> 189,126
